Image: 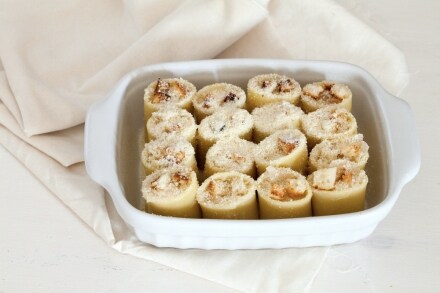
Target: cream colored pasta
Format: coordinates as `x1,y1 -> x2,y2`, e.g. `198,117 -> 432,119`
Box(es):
301,106 -> 357,149
142,166 -> 200,218
308,163 -> 368,216
197,108 -> 253,163
192,83 -> 246,123
144,78 -> 196,121
308,134 -> 369,172
204,137 -> 256,178
256,166 -> 313,219
254,129 -> 308,175
146,107 -> 197,146
300,80 -> 352,113
247,73 -> 301,111
196,171 -> 258,219
252,101 -> 304,142
141,135 -> 197,175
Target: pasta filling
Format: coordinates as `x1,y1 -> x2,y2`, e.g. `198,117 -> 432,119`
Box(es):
155,147 -> 185,164
151,78 -> 187,104
257,130 -> 305,161
277,136 -> 298,154
142,167 -> 195,200
321,109 -> 351,133
195,84 -> 245,111
303,82 -> 346,104
269,179 -> 307,201
311,166 -> 364,191
201,109 -> 252,138
203,177 -> 250,204
206,138 -> 255,172
143,137 -> 194,170
310,134 -> 368,169
151,170 -> 191,191
211,151 -> 247,168
202,92 -> 239,109
252,101 -> 304,134
260,79 -> 295,94
149,109 -> 194,135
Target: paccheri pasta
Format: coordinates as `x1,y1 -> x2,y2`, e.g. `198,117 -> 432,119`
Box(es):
301,106 -> 357,149
205,137 -> 256,178
144,78 -> 196,121
142,166 -> 200,218
196,171 -> 258,219
254,129 -> 308,175
192,83 -> 246,123
146,107 -> 197,146
257,167 -> 313,219
141,135 -> 197,175
308,163 -> 368,216
247,73 -> 301,111
140,75 -> 369,219
252,101 -> 304,142
308,134 -> 369,172
300,80 -> 352,113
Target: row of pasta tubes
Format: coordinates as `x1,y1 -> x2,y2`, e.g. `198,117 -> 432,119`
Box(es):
141,74 -> 369,219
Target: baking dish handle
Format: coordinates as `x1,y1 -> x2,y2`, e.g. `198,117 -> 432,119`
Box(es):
381,92 -> 421,187
84,94 -> 121,189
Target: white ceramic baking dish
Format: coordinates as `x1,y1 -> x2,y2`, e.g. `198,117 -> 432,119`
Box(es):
84,59 -> 420,249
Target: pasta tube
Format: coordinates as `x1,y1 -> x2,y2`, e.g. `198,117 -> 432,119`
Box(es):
205,137 -> 256,178
254,129 -> 308,175
308,134 -> 369,172
141,136 -> 197,175
257,166 -> 313,219
301,106 -> 357,149
142,166 -> 200,218
308,163 -> 368,216
196,171 -> 258,219
192,83 -> 246,123
144,78 -> 196,121
146,107 -> 197,146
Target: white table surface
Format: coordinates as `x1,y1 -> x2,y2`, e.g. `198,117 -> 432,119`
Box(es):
1,1 -> 439,292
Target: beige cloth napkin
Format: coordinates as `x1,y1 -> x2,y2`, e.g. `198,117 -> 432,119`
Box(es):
0,0 -> 408,292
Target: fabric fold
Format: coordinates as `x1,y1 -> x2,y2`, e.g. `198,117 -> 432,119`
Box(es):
0,0 -> 268,135
0,126 -> 111,240
0,71 -> 24,129
0,103 -> 84,166
218,0 -> 409,95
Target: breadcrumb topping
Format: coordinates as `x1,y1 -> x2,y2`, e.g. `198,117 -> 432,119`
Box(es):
302,81 -> 351,107
193,83 -> 246,115
248,73 -> 301,98
252,101 -> 304,136
301,106 -> 357,139
309,134 -> 369,170
142,136 -> 194,170
147,107 -> 196,139
206,137 -> 255,172
199,108 -> 253,141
